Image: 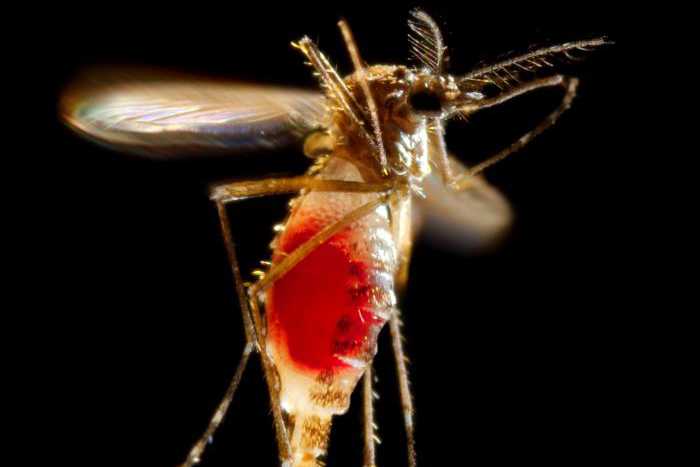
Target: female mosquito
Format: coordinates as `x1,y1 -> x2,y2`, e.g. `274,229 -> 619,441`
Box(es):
61,9 -> 607,467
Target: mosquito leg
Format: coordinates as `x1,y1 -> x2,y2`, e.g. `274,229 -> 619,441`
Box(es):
385,194 -> 417,467
215,200 -> 293,463
450,75 -> 579,189
389,311 -> 417,467
428,117 -> 456,187
338,19 -> 389,173
210,175 -> 391,203
177,200 -> 265,467
363,365 -> 378,467
179,341 -> 254,467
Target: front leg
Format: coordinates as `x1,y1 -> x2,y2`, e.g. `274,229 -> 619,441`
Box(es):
432,75 -> 579,191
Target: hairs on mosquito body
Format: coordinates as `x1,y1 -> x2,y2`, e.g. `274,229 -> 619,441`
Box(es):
460,37 -> 611,89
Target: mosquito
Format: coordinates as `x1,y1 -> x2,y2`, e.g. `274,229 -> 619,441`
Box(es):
60,9 -> 608,467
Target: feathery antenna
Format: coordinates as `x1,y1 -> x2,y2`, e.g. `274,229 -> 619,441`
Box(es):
408,9 -> 446,73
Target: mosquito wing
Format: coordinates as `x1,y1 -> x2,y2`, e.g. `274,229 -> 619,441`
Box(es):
415,157 -> 513,253
60,68 -> 327,157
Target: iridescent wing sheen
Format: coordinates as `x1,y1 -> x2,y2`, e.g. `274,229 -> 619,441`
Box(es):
60,68 -> 327,157
414,157 -> 513,252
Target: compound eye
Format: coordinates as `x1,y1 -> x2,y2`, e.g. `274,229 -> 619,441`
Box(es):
408,88 -> 443,115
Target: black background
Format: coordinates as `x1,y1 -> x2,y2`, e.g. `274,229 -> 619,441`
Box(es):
33,1 -> 637,466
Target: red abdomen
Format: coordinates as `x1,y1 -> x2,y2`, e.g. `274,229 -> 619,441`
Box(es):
267,223 -> 383,372
264,157 -> 397,415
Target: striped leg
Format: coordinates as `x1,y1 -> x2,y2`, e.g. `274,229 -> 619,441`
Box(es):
387,193 -> 418,467
363,365 -> 378,467
389,312 -> 417,467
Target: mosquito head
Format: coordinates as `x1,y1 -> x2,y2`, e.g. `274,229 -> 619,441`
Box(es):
404,70 -> 486,119
333,65 -> 483,185
295,11 -> 483,185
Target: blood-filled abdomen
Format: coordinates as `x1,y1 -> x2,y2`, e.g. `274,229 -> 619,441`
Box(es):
264,157 -> 397,463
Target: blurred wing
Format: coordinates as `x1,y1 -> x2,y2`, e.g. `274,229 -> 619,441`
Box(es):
415,157 -> 512,253
60,68 -> 327,157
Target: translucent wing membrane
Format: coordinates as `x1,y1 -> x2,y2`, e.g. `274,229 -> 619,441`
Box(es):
60,68 -> 326,157
415,158 -> 512,252
460,38 -> 610,90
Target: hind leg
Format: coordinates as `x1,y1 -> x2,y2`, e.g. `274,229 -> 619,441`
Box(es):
179,340 -> 254,467
363,365 -> 378,467
431,75 -> 579,189
389,312 -> 417,467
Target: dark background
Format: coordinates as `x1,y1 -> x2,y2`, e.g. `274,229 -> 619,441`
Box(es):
33,1 -> 636,466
